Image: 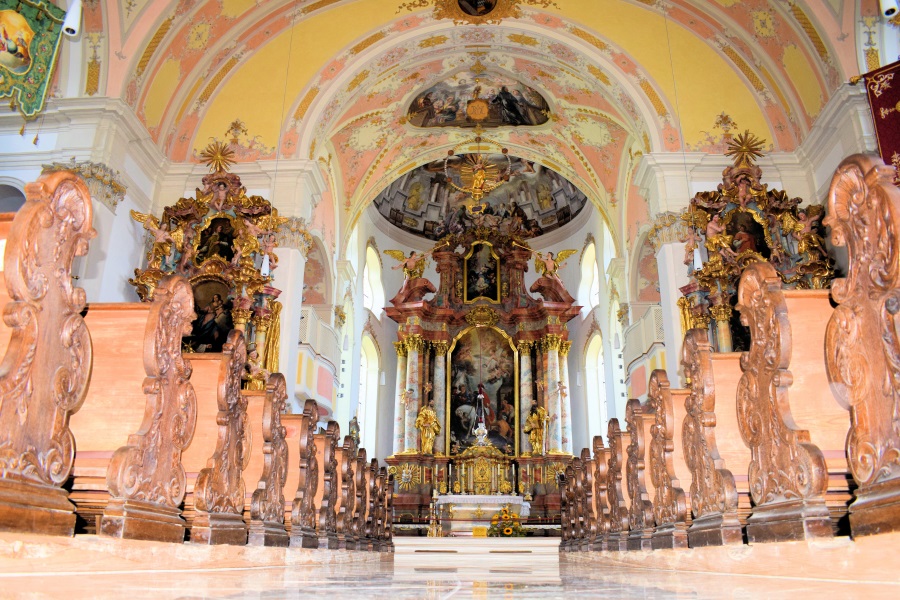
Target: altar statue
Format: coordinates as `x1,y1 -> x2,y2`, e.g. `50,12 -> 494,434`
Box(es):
415,401 -> 441,455
524,403 -> 549,456
704,213 -> 737,260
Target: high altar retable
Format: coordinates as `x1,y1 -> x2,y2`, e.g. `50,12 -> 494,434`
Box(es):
384,219 -> 581,526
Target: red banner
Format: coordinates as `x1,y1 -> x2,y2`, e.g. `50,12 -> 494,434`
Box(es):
863,59 -> 900,184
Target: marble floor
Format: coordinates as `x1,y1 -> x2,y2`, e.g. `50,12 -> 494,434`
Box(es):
1,533 -> 899,599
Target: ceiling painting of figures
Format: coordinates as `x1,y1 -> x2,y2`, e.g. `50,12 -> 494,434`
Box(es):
372,153 -> 588,241
406,69 -> 550,128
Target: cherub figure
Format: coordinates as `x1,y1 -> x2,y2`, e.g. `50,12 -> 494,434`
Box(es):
131,210 -> 183,270
533,249 -> 577,281
704,213 -> 736,260
385,242 -> 447,281
683,226 -> 701,266
210,181 -> 229,212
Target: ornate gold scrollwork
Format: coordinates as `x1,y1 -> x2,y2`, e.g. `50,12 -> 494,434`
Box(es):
465,305 -> 499,327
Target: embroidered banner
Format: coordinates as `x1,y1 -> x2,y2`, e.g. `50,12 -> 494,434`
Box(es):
863,59 -> 900,184
0,0 -> 65,118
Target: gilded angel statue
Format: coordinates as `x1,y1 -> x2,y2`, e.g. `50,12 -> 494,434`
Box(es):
131,210 -> 183,270
385,249 -> 428,280
534,249 -> 578,281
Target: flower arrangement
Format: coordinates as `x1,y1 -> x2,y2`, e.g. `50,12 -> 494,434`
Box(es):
488,505 -> 525,537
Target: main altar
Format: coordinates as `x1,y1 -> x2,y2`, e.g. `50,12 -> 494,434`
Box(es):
384,211 -> 581,527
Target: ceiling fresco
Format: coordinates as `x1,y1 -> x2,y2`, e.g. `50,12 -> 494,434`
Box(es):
89,0 -> 866,253
372,155 -> 589,240
406,68 -> 551,128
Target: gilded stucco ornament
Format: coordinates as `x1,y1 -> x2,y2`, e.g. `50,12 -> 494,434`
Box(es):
397,0 -> 559,26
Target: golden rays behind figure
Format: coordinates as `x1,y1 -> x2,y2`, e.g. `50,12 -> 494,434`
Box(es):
444,128 -> 511,208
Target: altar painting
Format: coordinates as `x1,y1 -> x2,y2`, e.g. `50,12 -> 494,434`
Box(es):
187,279 -> 234,353
448,326 -> 516,455
465,241 -> 500,303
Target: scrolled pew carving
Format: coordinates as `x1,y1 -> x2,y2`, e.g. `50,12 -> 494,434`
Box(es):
318,420 -> 341,549
736,262 -> 832,542
573,458 -> 587,546
364,458 -> 378,551
0,171 -> 95,536
290,399 -> 320,548
374,466 -> 387,551
560,465 -> 574,551
606,419 -> 630,551
248,373 -> 290,547
626,399 -> 655,550
100,276 -> 197,543
337,435 -> 356,549
681,329 -> 742,547
646,370 -> 688,549
191,330 -> 251,545
580,447 -> 597,552
825,154 -> 900,536
352,448 -> 368,550
383,471 -> 395,552
591,435 -> 611,551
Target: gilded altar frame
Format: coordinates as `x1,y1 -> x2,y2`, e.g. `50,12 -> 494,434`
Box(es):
445,324 -> 519,457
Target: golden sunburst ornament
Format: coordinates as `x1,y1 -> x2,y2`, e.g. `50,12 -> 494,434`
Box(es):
725,130 -> 766,168
199,141 -> 236,173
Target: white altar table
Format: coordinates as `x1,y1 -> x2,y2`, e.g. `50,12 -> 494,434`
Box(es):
436,494 -> 529,536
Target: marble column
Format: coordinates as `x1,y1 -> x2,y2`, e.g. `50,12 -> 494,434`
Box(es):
710,303 -> 733,352
392,341 -> 408,455
543,334 -> 563,453
559,340 -> 573,454
404,335 -> 424,452
432,341 -> 449,455
518,341 -> 534,455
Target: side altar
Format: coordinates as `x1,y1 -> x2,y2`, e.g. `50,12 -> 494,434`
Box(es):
384,222 -> 580,525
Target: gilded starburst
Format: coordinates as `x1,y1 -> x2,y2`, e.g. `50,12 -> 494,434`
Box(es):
725,130 -> 766,168
199,141 -> 235,173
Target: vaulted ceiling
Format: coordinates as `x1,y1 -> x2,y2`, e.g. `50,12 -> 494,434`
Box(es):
94,0 -> 863,243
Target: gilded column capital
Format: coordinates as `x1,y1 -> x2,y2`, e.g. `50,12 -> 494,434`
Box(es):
542,334 -> 563,352
709,303 -> 733,323
231,307 -> 252,327
516,340 -> 533,353
432,341 -> 449,356
559,340 -> 572,357
405,334 -> 425,353
394,341 -> 408,358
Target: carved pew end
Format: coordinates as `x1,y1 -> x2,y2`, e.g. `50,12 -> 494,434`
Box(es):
687,513 -> 743,548
100,499 -> 187,544
248,520 -> 290,548
744,499 -> 834,544
190,513 -> 248,546
848,483 -> 900,538
0,480 -> 79,537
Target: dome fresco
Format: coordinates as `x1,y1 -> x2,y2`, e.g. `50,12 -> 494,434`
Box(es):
372,154 -> 588,241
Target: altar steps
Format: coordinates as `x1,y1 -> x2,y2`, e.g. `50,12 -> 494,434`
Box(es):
393,537 -> 559,557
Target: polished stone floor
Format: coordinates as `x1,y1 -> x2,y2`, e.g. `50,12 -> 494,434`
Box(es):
2,533 -> 899,599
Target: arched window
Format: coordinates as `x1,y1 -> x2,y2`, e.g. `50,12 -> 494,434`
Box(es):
602,223 -> 615,283
578,242 -> 601,312
362,246 -> 385,317
359,334 -> 380,451
585,333 -> 608,442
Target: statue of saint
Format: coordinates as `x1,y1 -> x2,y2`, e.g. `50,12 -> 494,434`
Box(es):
704,213 -> 736,260
415,401 -> 441,455
349,415 -> 361,447
524,403 -> 548,456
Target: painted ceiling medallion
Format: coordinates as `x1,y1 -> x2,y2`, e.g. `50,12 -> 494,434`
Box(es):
398,0 -> 559,26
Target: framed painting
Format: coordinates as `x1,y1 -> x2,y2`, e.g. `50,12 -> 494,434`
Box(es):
446,326 -> 517,456
186,279 -> 234,353
194,215 -> 236,264
464,241 -> 500,303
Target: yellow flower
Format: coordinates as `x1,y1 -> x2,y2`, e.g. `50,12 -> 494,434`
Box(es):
503,527 -> 513,535
511,513 -> 519,519
491,515 -> 499,524
501,511 -> 510,519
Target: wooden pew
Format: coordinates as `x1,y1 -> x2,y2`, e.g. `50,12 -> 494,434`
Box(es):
336,435 -> 356,549
0,172 -> 95,537
99,276 -> 198,543
190,330 -> 250,545
363,458 -> 379,551
316,421 -> 341,549
560,464 -> 574,551
580,447 -> 597,552
591,435 -> 611,551
823,154 -> 900,537
289,399 -> 320,548
646,370 -> 689,549
606,419 -> 631,551
734,262 -> 834,542
625,399 -> 656,550
248,373 -> 290,547
680,329 -> 742,547
352,448 -> 369,550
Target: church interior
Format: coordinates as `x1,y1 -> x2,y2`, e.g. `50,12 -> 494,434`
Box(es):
1,0 -> 900,597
